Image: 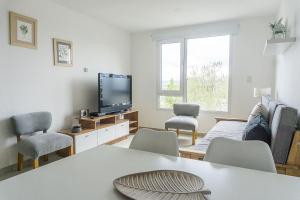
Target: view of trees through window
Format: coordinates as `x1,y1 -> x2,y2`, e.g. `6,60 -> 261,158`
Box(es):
159,35 -> 230,112
187,61 -> 228,111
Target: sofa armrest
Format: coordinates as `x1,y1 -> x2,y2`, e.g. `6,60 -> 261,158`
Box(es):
287,131 -> 300,166
296,143 -> 300,166
215,117 -> 248,123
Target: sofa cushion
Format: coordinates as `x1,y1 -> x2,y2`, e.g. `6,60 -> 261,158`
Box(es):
17,132 -> 73,159
268,100 -> 284,128
271,105 -> 298,164
190,121 -> 247,152
248,103 -> 268,122
165,116 -> 198,131
243,115 -> 271,146
262,95 -> 272,110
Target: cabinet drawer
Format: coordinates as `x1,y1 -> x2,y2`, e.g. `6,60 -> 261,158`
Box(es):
115,121 -> 129,138
98,126 -> 115,145
75,131 -> 98,153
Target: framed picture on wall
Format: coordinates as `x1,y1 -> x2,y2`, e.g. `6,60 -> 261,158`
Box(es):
53,38 -> 73,67
9,11 -> 37,49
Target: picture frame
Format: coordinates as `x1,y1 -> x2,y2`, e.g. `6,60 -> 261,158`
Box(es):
9,11 -> 37,49
53,38 -> 73,67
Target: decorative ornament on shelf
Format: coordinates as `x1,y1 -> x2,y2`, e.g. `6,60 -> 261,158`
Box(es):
269,18 -> 287,39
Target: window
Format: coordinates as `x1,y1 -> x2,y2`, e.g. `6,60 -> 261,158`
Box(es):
160,43 -> 181,91
159,96 -> 183,109
158,35 -> 230,112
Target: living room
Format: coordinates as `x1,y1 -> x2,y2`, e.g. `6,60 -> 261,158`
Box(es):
0,0 -> 299,199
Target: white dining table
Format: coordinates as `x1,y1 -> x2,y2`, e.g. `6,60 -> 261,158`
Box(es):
0,145 -> 299,200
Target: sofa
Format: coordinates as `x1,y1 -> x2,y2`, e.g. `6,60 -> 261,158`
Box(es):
180,96 -> 300,176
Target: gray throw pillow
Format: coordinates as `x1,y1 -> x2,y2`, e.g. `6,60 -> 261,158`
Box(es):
248,103 -> 268,122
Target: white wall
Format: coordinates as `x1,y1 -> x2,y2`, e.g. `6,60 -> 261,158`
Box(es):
0,0 -> 131,169
131,16 -> 275,132
276,0 -> 300,124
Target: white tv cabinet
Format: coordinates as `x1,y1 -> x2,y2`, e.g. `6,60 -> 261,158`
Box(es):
60,110 -> 138,154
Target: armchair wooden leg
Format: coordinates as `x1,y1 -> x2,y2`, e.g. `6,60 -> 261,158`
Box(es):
176,129 -> 179,137
17,153 -> 23,171
67,146 -> 74,156
192,131 -> 196,145
32,159 -> 39,169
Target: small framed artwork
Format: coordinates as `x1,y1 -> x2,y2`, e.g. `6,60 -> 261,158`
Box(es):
9,11 -> 37,49
53,38 -> 73,67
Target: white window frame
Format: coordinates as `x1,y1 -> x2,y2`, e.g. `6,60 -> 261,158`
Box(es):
157,35 -> 233,113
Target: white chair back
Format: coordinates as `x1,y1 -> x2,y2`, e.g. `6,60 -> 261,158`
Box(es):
204,137 -> 276,173
129,128 -> 179,157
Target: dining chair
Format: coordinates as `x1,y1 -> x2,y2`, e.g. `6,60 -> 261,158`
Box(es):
129,128 -> 179,157
11,111 -> 74,170
204,137 -> 276,173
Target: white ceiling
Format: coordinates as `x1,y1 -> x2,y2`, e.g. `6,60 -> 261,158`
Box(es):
51,0 -> 282,32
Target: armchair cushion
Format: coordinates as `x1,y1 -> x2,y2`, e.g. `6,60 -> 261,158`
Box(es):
173,103 -> 200,117
165,116 -> 198,131
11,112 -> 52,135
17,132 -> 73,159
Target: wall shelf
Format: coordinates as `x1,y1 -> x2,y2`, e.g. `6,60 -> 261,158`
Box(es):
263,37 -> 296,56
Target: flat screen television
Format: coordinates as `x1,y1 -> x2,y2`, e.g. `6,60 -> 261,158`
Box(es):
98,73 -> 132,114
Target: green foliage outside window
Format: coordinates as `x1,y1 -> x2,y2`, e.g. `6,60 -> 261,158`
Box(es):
187,61 -> 228,111
160,61 -> 228,111
160,79 -> 182,109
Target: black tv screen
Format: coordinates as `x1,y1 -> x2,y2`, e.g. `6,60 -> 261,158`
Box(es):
98,73 -> 132,114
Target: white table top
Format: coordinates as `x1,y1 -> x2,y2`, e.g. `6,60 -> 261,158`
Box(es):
0,145 -> 299,200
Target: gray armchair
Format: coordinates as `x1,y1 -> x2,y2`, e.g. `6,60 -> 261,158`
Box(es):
11,112 -> 73,170
165,103 -> 200,145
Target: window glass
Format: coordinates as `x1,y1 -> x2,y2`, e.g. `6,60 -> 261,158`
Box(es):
186,36 -> 230,112
158,35 -> 230,112
161,43 -> 181,91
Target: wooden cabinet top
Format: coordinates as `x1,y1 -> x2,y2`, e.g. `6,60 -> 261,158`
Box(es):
79,110 -> 138,122
60,119 -> 129,137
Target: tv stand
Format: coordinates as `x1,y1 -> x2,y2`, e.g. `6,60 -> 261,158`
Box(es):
60,110 -> 139,154
104,109 -> 129,115
90,112 -> 106,117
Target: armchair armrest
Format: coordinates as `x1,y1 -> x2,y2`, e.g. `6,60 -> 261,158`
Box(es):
215,117 -> 248,123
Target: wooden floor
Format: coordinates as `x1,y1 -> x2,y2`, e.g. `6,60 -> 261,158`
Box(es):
0,153 -> 63,181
